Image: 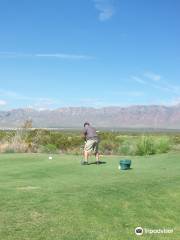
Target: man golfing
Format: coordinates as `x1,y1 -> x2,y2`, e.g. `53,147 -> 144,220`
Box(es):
81,122 -> 100,165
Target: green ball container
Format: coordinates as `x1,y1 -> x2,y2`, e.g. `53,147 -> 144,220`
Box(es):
119,159 -> 131,170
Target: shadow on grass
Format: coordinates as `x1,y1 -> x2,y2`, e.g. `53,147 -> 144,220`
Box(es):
88,161 -> 107,165
120,167 -> 133,171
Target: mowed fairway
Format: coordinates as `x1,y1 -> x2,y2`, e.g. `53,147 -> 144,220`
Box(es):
0,153 -> 180,240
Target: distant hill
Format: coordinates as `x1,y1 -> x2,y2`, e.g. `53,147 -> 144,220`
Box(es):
0,105 -> 180,129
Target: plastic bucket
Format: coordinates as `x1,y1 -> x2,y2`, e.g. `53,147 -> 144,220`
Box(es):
119,159 -> 131,170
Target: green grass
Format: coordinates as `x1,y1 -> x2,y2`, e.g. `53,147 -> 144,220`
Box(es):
0,153 -> 180,240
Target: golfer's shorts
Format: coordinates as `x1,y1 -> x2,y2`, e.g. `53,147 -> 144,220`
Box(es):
84,139 -> 99,153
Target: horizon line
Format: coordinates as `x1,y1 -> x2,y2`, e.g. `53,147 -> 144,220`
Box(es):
1,103 -> 180,111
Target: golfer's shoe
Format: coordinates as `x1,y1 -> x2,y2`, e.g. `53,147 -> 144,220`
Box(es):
81,161 -> 89,165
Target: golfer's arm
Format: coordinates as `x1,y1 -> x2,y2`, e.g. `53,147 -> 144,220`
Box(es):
82,131 -> 87,141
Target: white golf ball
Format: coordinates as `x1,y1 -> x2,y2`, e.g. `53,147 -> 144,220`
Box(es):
118,165 -> 120,169
49,156 -> 53,160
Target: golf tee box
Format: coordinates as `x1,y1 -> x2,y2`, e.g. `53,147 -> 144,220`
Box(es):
119,159 -> 131,170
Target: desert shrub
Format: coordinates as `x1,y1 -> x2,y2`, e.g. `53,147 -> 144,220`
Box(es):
136,135 -> 171,155
10,142 -> 29,153
4,130 -> 29,153
136,136 -> 156,155
172,135 -> 180,144
115,135 -> 137,143
1,141 -> 29,153
29,129 -> 51,146
0,131 -> 16,142
0,131 -> 7,140
154,137 -> 171,154
99,140 -> 118,154
119,140 -> 137,155
40,144 -> 58,154
0,130 -> 174,155
66,146 -> 81,155
4,148 -> 15,153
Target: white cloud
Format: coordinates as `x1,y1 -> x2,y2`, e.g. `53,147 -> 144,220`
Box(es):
144,71 -> 161,81
131,76 -> 147,84
0,88 -> 60,109
93,0 -> 115,21
31,98 -> 58,110
0,52 -> 93,60
157,97 -> 180,106
132,72 -> 180,96
158,81 -> 180,94
170,97 -> 180,106
35,53 -> 93,60
0,100 -> 7,106
132,71 -> 162,85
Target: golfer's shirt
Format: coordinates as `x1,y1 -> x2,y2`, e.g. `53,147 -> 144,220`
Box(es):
83,126 -> 99,141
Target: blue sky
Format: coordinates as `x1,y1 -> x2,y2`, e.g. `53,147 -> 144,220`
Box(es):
0,0 -> 179,110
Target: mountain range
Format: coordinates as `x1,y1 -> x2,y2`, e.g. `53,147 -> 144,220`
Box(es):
0,105 -> 180,129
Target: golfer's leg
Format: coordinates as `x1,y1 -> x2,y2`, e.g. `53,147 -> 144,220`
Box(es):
83,141 -> 90,163
84,150 -> 89,162
95,152 -> 99,162
94,142 -> 99,163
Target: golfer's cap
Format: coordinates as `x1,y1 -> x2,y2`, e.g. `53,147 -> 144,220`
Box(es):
84,122 -> 90,127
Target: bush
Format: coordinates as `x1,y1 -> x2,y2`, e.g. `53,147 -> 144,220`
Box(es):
40,144 -> 58,154
154,137 -> 171,154
99,140 -> 118,154
4,148 -> 15,153
136,136 -> 156,156
0,130 -> 173,155
136,135 -> 171,156
119,140 -> 137,155
172,135 -> 180,144
0,142 -> 29,153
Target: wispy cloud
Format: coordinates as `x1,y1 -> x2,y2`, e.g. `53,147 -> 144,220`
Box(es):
0,52 -> 93,60
170,97 -> 180,106
29,98 -> 58,110
131,76 -> 147,84
35,53 -> 93,60
144,71 -> 161,81
93,0 -> 116,21
0,100 -> 7,106
131,71 -> 180,95
0,88 -> 59,110
132,71 -> 162,84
